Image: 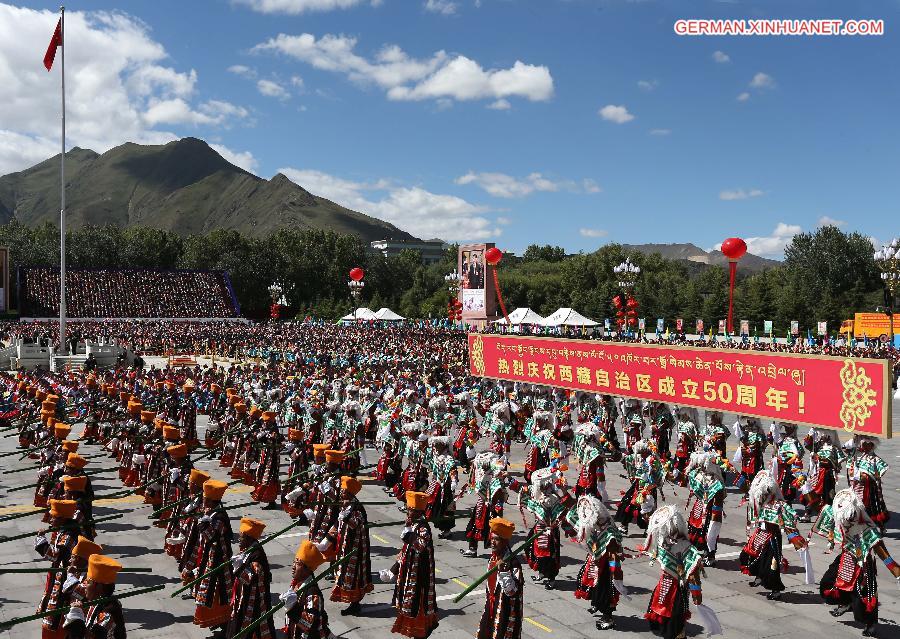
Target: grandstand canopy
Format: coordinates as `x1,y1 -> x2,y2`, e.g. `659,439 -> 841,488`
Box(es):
374,308 -> 405,321
493,307 -> 545,325
540,308 -> 598,327
340,308 -> 379,321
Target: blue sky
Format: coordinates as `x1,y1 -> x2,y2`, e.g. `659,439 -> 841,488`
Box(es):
2,0 -> 898,256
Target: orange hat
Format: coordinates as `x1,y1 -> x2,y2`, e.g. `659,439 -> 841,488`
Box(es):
340,476 -> 362,496
239,517 -> 266,540
211,384 -> 222,395
163,426 -> 181,441
66,454 -> 88,470
324,450 -> 345,464
87,554 -> 122,585
189,469 -> 211,486
262,411 -> 276,422
35,390 -> 47,401
46,416 -> 57,428
140,410 -> 155,424
128,402 -> 142,416
167,444 -> 187,459
229,395 -> 240,405
49,499 -> 77,519
41,400 -> 57,411
226,387 -> 236,397
61,441 -> 79,453
183,382 -> 195,393
287,428 -> 303,442
405,491 -> 428,511
313,444 -> 328,461
202,479 -> 228,500
165,381 -> 176,390
234,403 -> 247,414
54,424 -> 71,439
119,391 -> 130,401
86,376 -> 98,388
489,518 -> 515,540
295,540 -> 325,571
47,394 -> 59,403
72,536 -> 102,560
64,475 -> 88,492
249,406 -> 262,418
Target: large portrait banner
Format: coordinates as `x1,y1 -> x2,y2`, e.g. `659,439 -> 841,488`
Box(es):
469,334 -> 891,437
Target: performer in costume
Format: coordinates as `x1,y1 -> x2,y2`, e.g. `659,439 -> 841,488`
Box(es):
327,476 -> 373,615
225,518 -> 276,639
40,535 -> 101,639
424,436 -> 460,539
815,489 -> 900,637
518,467 -> 573,590
615,439 -> 664,535
568,496 -> 626,631
279,540 -> 332,639
846,435 -> 889,530
62,554 -> 126,639
685,452 -> 726,567
190,479 -> 233,629
799,428 -> 843,523
168,469 -> 210,561
476,518 -> 523,639
381,491 -> 439,639
672,408 -> 699,487
462,452 -> 507,557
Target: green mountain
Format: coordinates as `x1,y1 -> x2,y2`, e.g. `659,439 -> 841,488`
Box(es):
0,138 -> 416,241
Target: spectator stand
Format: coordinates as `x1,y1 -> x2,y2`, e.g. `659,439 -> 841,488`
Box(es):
17,266 -> 241,319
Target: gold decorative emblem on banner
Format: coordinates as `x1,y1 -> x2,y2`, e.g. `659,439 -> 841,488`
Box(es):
838,359 -> 877,433
471,334 -> 485,377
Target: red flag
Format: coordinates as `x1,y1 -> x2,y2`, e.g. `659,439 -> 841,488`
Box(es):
44,18 -> 62,71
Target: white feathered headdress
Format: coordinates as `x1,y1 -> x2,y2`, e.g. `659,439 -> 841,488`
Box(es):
832,488 -> 872,530
748,469 -> 778,513
643,504 -> 687,557
575,495 -> 610,542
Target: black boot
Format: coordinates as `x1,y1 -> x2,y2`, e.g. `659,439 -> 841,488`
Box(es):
340,602 -> 362,616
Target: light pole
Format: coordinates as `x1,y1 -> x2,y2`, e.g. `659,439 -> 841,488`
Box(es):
347,279 -> 365,302
445,270 -> 463,327
613,258 -> 641,336
875,238 -> 900,347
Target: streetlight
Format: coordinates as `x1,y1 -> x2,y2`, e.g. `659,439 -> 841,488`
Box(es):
613,258 -> 641,290
874,238 -> 900,347
613,257 -> 641,336
347,279 -> 365,301
445,270 -> 464,327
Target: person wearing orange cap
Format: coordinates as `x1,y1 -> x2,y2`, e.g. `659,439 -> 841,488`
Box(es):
476,518 -> 523,639
279,540 -> 333,639
251,410 -> 283,509
35,500 -> 80,623
33,424 -> 70,508
154,443 -> 191,528
283,443 -> 326,520
282,427 -> 308,512
39,535 -> 102,639
63,554 -> 125,639
170,469 -> 211,561
178,380 -> 200,449
188,479 -> 234,629
307,450 -> 344,554
325,476 -> 373,616
224,518 -> 276,639
140,422 -> 168,508
61,474 -> 96,540
381,491 -> 438,638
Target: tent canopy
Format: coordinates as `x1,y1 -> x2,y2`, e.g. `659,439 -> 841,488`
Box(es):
340,307 -> 379,321
540,307 -> 598,327
375,307 -> 405,321
494,307 -> 546,325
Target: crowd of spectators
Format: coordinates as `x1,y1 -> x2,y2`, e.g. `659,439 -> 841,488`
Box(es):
19,267 -> 239,319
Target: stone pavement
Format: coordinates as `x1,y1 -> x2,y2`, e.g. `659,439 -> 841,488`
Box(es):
0,406 -> 898,639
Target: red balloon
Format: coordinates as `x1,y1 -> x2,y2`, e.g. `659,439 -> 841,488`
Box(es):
485,247 -> 503,266
612,296 -> 622,308
349,267 -> 365,282
720,237 -> 747,260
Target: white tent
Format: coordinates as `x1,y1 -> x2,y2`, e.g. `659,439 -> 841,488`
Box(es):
494,307 -> 546,325
540,308 -> 599,327
340,307 -> 379,321
375,307 -> 405,321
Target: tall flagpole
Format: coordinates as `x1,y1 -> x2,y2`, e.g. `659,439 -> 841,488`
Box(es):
59,5 -> 66,352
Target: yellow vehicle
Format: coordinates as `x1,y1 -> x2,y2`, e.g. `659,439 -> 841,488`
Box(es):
839,312 -> 893,342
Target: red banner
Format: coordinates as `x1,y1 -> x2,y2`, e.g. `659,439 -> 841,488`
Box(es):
469,334 -> 892,437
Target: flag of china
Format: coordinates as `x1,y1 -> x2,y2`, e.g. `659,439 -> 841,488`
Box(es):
44,18 -> 62,71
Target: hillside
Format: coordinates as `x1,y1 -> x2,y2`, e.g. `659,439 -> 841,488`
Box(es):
620,242 -> 779,273
0,138 -> 415,242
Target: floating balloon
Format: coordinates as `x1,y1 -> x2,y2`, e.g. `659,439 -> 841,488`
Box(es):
349,267 -> 365,282
485,247 -> 503,266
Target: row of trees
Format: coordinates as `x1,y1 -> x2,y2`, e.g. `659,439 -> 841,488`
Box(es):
0,221 -> 887,331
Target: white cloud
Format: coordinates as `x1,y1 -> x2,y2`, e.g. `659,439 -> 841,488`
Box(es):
818,215 -> 846,227
228,65 -> 257,79
424,0 -> 458,15
290,75 -> 305,88
719,188 -> 765,201
210,144 -> 259,172
736,92 -> 750,102
257,79 -> 290,99
579,228 -> 608,238
280,167 -> 498,241
598,104 -> 634,124
487,98 -> 511,110
649,128 -> 671,136
234,0 -> 382,14
253,33 -> 553,105
712,50 -> 730,63
0,5 -> 250,175
455,171 -> 601,198
637,79 -> 658,91
743,223 -> 802,258
749,72 -> 775,89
